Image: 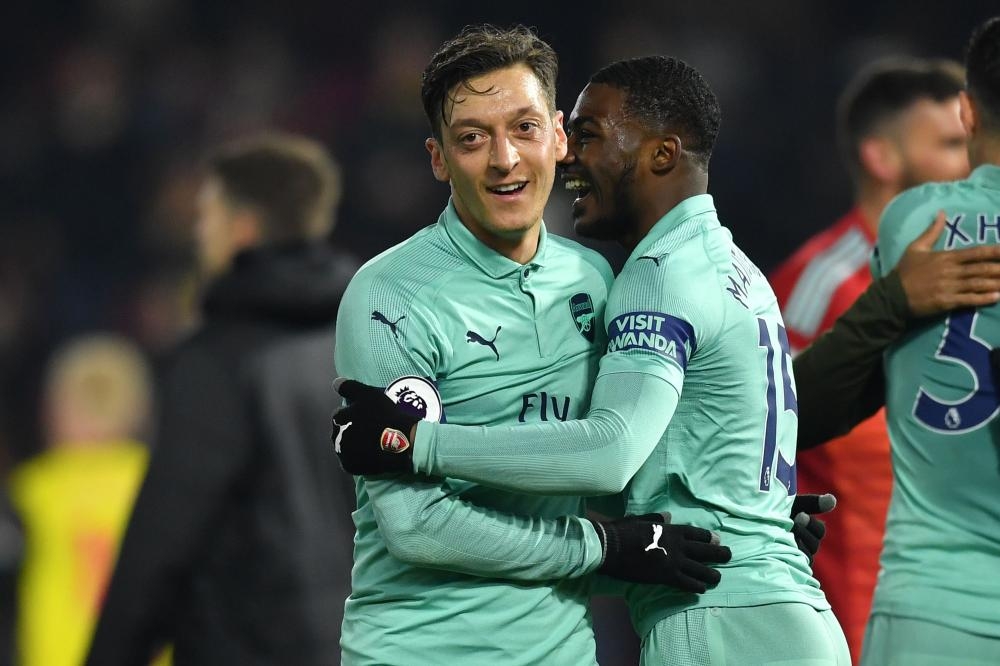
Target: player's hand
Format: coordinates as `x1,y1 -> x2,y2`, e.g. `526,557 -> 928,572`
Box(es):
331,378 -> 419,475
589,513 -> 731,593
790,493 -> 836,563
897,210 -> 1000,317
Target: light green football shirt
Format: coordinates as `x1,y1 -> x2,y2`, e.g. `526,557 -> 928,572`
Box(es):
417,195 -> 828,637
335,202 -> 614,665
870,164 -> 1000,638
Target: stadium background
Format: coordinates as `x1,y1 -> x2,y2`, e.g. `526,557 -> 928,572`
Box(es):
1,1 -> 997,663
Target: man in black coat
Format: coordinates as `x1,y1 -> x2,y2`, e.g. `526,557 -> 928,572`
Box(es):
88,133 -> 358,665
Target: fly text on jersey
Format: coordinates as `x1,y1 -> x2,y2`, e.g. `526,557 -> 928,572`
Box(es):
519,392 -> 572,422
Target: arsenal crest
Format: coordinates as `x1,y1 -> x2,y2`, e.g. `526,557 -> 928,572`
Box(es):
569,292 -> 596,343
380,428 -> 411,453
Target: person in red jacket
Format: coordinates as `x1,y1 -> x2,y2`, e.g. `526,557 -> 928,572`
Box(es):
769,58 -> 969,662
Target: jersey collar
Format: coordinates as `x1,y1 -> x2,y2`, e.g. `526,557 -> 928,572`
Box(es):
625,193 -> 717,265
843,206 -> 877,244
439,199 -> 547,278
969,164 -> 1000,190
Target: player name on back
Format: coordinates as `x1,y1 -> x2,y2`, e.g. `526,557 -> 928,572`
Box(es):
942,212 -> 1000,249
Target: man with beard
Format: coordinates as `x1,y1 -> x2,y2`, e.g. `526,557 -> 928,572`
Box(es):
331,26 -> 732,666
334,55 -> 852,663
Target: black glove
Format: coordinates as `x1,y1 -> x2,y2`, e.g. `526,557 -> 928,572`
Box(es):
589,513 -> 732,593
790,493 -> 837,563
331,379 -> 420,475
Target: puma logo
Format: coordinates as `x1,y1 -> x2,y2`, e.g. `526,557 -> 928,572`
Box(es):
645,524 -> 669,556
372,311 -> 405,338
466,325 -> 502,361
638,255 -> 661,266
332,419 -> 353,454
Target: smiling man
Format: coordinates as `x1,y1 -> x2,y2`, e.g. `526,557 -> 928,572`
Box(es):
333,26 -> 731,666
335,55 -> 852,664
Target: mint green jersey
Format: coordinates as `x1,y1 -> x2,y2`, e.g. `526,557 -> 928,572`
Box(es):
869,164 -> 1000,638
416,195 -> 828,638
335,202 -> 614,665
607,196 -> 826,636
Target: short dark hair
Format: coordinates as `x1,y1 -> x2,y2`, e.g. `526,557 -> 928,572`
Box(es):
421,24 -> 558,140
589,55 -> 721,171
966,17 -> 1000,133
207,133 -> 341,243
837,58 -> 963,182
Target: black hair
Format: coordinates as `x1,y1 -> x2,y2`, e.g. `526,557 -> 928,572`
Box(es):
966,17 -> 1000,133
421,24 -> 558,140
589,55 -> 721,170
208,133 -> 341,242
837,58 -> 963,181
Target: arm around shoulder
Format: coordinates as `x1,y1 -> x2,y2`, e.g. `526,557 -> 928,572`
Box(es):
794,272 -> 907,449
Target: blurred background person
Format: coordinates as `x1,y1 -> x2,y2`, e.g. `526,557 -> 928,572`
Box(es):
8,334 -> 153,666
768,57 -> 968,661
87,133 -> 357,665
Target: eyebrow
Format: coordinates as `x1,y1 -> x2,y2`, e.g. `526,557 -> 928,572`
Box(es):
568,115 -> 599,129
448,106 -> 543,130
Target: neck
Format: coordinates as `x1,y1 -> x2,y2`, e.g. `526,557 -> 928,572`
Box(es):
463,220 -> 541,265
855,181 -> 898,237
969,133 -> 1000,170
620,173 -> 708,253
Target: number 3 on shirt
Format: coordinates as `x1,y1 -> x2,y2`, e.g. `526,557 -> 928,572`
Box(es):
914,309 -> 1000,433
757,318 -> 797,495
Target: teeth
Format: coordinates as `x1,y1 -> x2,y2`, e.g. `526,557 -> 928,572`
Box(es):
564,178 -> 590,192
491,182 -> 525,193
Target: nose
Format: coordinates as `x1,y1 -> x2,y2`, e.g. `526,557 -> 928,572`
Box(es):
558,145 -> 576,167
489,134 -> 519,172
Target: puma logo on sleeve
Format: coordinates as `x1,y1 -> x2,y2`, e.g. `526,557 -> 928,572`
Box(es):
371,311 -> 406,339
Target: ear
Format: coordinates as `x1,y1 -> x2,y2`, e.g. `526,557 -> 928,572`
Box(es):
858,136 -> 901,185
552,110 -> 568,162
426,137 -> 450,182
960,90 -> 977,138
650,135 -> 681,174
231,209 -> 263,250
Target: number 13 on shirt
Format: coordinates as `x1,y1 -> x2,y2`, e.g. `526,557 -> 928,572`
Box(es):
757,317 -> 798,495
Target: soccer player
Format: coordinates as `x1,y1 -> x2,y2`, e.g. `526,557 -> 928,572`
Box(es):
335,56 -> 850,663
333,26 -> 731,666
859,17 -> 1000,664
768,59 -> 968,659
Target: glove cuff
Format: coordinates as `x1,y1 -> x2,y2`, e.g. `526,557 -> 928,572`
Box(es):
589,519 -> 609,569
588,519 -> 625,573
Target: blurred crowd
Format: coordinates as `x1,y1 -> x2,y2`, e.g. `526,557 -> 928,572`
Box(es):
1,1 -> 994,460
1,1 -> 998,663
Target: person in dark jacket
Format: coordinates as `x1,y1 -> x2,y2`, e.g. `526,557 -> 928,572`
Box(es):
87,133 -> 358,665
